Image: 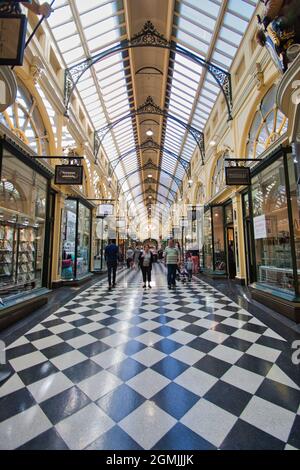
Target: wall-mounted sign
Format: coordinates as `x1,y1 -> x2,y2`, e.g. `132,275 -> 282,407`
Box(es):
225,167 -> 250,186
97,204 -> 114,217
0,13 -> 27,66
55,165 -> 83,185
253,215 -> 267,239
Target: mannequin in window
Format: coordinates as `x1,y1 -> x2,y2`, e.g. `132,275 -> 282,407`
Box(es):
256,0 -> 300,70
0,1 -> 53,17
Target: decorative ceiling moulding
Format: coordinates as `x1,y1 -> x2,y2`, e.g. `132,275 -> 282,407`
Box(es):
64,20 -> 233,128
93,97 -> 205,164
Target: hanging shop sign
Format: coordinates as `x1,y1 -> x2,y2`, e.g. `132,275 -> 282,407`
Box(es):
0,3 -> 28,66
96,204 -> 114,217
225,166 -> 251,186
55,165 -> 83,185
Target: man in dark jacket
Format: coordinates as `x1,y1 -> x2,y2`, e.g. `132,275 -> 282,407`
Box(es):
104,239 -> 119,290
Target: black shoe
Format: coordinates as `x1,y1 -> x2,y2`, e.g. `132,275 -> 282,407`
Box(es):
168,285 -> 171,290
108,285 -> 112,291
112,284 -> 116,288
143,284 -> 146,288
148,283 -> 151,288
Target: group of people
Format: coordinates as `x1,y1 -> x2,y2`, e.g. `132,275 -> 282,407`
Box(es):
105,238 -> 194,290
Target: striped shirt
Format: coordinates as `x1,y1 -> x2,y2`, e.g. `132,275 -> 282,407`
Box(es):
164,247 -> 180,265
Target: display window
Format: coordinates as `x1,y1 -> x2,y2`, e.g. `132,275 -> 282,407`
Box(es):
61,199 -> 91,280
252,156 -> 295,293
203,209 -> 213,271
0,143 -> 48,302
212,206 -> 226,273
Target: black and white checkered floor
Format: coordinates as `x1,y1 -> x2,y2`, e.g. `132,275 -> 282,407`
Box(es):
0,264 -> 300,450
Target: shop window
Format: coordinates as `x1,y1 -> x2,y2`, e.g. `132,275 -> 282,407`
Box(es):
61,199 -> 91,281
246,86 -> 288,159
0,81 -> 49,156
212,206 -> 226,272
252,157 -> 294,293
0,146 -> 48,302
203,209 -> 213,271
288,146 -> 300,292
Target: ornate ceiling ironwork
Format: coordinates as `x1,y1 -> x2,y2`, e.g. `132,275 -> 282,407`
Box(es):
118,160 -> 182,194
109,137 -> 190,173
93,97 -> 205,164
64,21 -> 233,125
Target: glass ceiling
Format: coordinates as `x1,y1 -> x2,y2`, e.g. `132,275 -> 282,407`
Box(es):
158,0 -> 257,203
45,0 -> 257,221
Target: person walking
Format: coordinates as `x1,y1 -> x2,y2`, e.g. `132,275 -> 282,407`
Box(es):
186,254 -> 193,282
133,243 -> 141,269
126,246 -> 134,269
139,244 -> 153,289
104,239 -> 119,290
164,238 -> 180,289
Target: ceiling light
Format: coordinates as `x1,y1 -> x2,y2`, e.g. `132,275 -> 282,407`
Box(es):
209,140 -> 217,147
146,129 -> 153,137
188,179 -> 193,185
148,174 -> 152,178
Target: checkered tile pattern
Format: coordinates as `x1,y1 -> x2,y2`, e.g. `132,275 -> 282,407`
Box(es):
1,264 -> 299,450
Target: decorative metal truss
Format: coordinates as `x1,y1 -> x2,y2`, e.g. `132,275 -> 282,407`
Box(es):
123,180 -> 177,198
64,20 -> 233,128
118,159 -> 182,193
94,96 -> 205,164
109,137 -> 190,173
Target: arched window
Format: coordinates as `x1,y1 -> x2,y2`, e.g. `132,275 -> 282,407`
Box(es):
0,81 -> 49,155
246,86 -> 288,158
211,151 -> 227,197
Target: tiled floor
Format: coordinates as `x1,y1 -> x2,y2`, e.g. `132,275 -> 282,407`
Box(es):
0,264 -> 300,450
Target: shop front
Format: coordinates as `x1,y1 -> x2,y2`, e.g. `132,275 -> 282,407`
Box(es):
60,198 -> 92,283
242,146 -> 300,322
0,138 -> 52,327
203,201 -> 236,279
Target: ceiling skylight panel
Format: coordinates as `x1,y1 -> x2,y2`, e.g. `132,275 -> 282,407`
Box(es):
173,61 -> 201,83
58,34 -> 81,53
210,50 -> 232,69
80,3 -> 116,28
63,46 -> 85,66
179,3 -> 217,31
75,0 -> 113,14
48,5 -> 72,28
183,0 -> 221,17
102,80 -> 126,95
100,71 -> 125,89
88,29 -> 120,54
215,39 -> 237,59
77,77 -> 94,93
176,19 -> 211,47
223,11 -> 248,34
219,25 -> 243,45
50,21 -> 77,41
172,82 -> 196,101
227,0 -> 256,20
